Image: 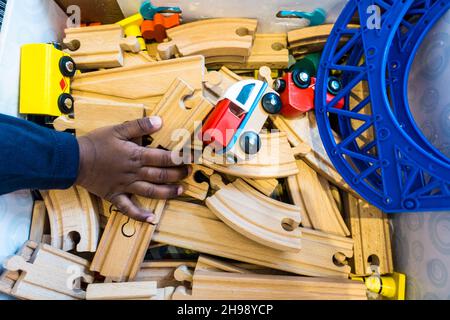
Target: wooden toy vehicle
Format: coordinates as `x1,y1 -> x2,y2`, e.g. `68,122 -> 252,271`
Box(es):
274,70 -> 344,118
20,43 -> 77,117
202,79 -> 281,163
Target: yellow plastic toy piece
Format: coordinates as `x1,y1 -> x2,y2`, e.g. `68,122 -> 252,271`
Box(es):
20,44 -> 74,117
365,272 -> 406,300
117,13 -> 146,51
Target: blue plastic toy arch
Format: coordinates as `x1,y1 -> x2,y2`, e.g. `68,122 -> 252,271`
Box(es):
315,0 -> 450,212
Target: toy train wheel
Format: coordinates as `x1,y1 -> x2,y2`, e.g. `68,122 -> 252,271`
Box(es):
292,69 -> 311,89
240,131 -> 261,155
58,93 -> 74,114
273,79 -> 286,93
327,76 -> 342,95
59,56 -> 77,77
261,92 -> 282,114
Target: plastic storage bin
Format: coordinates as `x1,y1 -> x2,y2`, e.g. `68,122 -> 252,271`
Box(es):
0,0 -> 449,300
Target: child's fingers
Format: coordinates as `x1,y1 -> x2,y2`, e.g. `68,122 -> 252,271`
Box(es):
113,116 -> 163,140
138,166 -> 191,184
140,148 -> 184,167
111,194 -> 156,223
126,181 -> 184,200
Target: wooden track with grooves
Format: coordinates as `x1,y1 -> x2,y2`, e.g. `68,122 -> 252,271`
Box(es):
157,18 -> 257,60
202,132 -> 299,179
154,201 -> 353,278
90,198 -> 166,282
43,187 -> 100,253
0,242 -> 94,300
149,78 -> 213,151
206,179 -> 302,252
71,55 -> 205,100
288,24 -> 358,57
173,270 -> 368,300
271,113 -> 356,194
287,160 -> 350,237
344,194 -> 393,276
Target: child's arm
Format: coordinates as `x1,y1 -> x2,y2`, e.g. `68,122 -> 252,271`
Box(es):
0,114 -> 189,223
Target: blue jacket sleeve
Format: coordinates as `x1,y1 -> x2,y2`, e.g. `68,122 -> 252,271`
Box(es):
0,114 -> 79,195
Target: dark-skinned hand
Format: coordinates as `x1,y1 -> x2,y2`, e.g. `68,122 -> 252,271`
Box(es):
76,116 -> 190,223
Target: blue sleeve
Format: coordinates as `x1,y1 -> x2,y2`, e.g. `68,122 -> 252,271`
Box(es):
0,114 -> 80,195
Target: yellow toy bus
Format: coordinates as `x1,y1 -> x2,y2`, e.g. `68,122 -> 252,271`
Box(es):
19,43 -> 77,117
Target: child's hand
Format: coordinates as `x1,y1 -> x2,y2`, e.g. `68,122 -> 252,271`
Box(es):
76,116 -> 190,223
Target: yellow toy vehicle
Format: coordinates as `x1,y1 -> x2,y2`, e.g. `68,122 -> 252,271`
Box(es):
19,43 -> 77,117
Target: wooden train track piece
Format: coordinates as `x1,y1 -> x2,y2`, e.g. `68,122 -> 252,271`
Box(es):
287,160 -> 350,237
203,67 -> 242,104
54,100 -> 145,136
173,270 -> 367,300
195,255 -> 252,274
157,18 -> 258,60
86,282 -> 158,300
0,241 -> 94,300
344,194 -> 394,276
136,261 -> 197,288
71,55 -> 205,100
241,178 -> 278,197
64,24 -> 140,69
149,78 -> 213,151
271,112 -> 355,194
182,165 -> 214,201
154,201 -> 353,278
29,201 -> 48,243
206,179 -> 302,252
202,132 -> 299,179
42,186 -> 100,252
90,198 -> 166,282
288,24 -> 358,58
123,51 -> 156,67
70,90 -> 160,115
221,34 -> 289,70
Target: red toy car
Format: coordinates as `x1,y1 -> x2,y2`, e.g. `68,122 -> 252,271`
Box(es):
273,70 -> 344,118
202,79 -> 281,162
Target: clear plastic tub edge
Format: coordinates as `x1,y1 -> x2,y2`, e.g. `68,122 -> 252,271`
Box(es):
315,0 -> 450,212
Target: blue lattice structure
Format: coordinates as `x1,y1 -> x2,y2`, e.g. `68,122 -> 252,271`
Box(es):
315,0 -> 450,212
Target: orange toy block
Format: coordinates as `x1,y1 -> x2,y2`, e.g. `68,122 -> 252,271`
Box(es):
141,14 -> 181,43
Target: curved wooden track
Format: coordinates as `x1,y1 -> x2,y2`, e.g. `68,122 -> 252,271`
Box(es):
202,132 -> 299,179
157,18 -> 257,60
206,179 -> 302,252
43,187 -> 100,253
154,201 -> 354,278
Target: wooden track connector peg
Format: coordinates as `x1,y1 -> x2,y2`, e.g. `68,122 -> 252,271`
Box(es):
64,24 -> 140,69
181,165 -> 214,201
206,179 -> 302,252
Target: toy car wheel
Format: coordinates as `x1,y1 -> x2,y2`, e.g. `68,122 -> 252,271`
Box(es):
262,92 -> 282,114
59,56 -> 77,77
292,69 -> 311,89
58,93 -> 74,114
327,76 -> 343,95
273,79 -> 286,93
240,131 -> 261,155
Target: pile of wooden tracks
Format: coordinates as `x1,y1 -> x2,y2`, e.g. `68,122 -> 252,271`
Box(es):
1,18 -> 395,301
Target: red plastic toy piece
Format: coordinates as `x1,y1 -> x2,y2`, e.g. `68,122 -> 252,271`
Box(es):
141,13 -> 181,43
276,72 -> 344,118
202,99 -> 245,149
